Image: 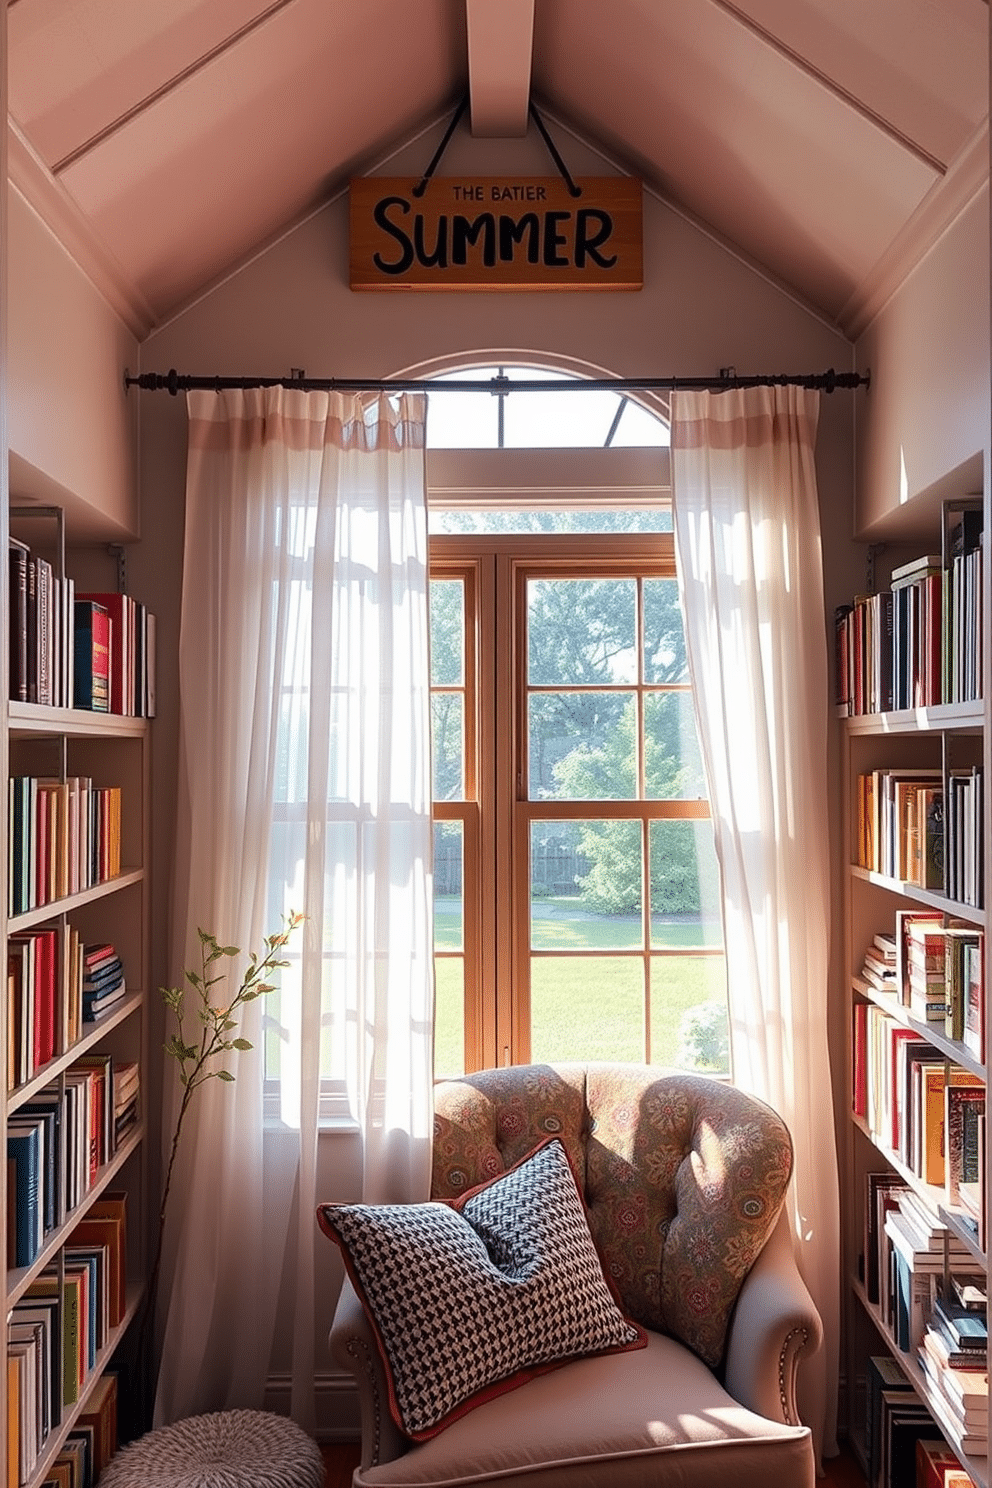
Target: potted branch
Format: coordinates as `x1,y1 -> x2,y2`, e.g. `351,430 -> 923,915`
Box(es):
138,911 -> 304,1375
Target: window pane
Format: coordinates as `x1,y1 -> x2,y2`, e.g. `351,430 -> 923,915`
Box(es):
432,694 -> 464,799
530,820 -> 642,948
610,401 -> 671,447
649,956 -> 729,1074
428,508 -> 673,535
643,579 -> 688,683
426,384 -> 498,447
434,822 -> 463,949
434,958 -> 465,1077
531,957 -> 643,1062
430,580 -> 464,685
504,388 -> 623,448
528,579 -> 636,685
529,692 -> 633,798
644,694 -> 706,799
649,820 -> 722,942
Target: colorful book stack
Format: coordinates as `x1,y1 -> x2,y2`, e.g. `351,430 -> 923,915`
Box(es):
7,776 -> 123,918
860,931 -> 898,994
5,1058 -> 121,1281
946,766 -> 984,910
834,504 -> 984,719
81,945 -> 126,1022
8,535 -> 76,709
890,553 -> 944,711
852,1007 -> 983,1201
72,600 -> 110,713
75,591 -> 157,718
856,768 -> 944,886
881,1192 -> 972,1352
918,1285 -> 989,1455
945,505 -> 984,705
865,1350 -> 940,1488
898,912 -> 948,1024
112,1061 -> 139,1147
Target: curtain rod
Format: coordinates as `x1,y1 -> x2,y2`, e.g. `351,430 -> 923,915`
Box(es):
124,367 -> 869,397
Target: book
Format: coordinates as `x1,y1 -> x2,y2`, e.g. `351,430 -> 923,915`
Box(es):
932,1290 -> 989,1351
6,1118 -> 44,1267
76,1371 -> 117,1479
9,1314 -> 50,1449
9,536 -> 29,704
61,1267 -> 84,1405
81,956 -> 123,991
73,600 -> 110,712
880,1393 -> 938,1488
865,1354 -> 912,1488
75,591 -> 131,715
944,926 -> 981,1042
13,1292 -> 60,1438
915,1437 -> 974,1488
891,554 -> 943,586
946,1083 -> 985,1208
75,1192 -> 127,1328
865,1178 -> 906,1305
895,910 -> 946,1011
962,936 -> 984,1059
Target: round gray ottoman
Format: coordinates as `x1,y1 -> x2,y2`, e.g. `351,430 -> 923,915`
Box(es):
98,1409 -> 325,1488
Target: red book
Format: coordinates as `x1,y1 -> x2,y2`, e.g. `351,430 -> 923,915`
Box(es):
83,943 -> 117,972
916,1437 -> 973,1487
34,927 -> 57,1069
73,600 -> 110,712
76,592 -> 130,714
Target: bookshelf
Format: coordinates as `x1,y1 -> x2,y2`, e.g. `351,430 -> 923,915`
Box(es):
841,495 -> 989,1488
2,510 -> 151,1488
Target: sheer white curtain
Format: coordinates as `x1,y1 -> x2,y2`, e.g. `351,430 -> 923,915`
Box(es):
154,385 -> 434,1428
670,386 -> 840,1460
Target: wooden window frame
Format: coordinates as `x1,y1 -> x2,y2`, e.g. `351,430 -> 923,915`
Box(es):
431,531 -> 721,1074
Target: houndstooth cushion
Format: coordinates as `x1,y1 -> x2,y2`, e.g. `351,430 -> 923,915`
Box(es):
317,1138 -> 645,1439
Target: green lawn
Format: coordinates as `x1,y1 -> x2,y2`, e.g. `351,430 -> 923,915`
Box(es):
433,895 -> 722,950
432,896 -> 727,1076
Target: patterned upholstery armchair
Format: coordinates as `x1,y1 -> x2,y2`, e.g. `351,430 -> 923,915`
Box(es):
329,1063 -> 822,1487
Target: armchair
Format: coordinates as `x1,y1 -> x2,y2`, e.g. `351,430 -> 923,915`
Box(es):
328,1063 -> 822,1487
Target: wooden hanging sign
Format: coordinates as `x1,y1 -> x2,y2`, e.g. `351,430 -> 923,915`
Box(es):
349,176 -> 642,292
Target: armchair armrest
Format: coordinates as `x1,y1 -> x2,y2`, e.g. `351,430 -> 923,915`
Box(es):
330,1276 -> 408,1470
722,1207 -> 823,1425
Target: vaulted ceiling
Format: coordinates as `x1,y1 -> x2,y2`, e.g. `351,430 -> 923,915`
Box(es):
6,0 -> 989,338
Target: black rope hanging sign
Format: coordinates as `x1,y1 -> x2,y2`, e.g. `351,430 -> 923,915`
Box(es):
347,95 -> 643,292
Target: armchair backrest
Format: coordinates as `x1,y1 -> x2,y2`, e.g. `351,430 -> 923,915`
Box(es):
432,1063 -> 794,1368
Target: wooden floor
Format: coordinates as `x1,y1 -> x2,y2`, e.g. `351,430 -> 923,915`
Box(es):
321,1438 -> 868,1485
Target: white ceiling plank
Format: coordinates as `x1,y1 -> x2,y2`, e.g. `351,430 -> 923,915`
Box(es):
465,0 -> 534,138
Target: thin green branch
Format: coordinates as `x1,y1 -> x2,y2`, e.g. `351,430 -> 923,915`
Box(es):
136,911 -> 304,1379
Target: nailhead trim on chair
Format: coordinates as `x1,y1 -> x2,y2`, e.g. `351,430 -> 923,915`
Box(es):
777,1325 -> 809,1425
348,1335 -> 383,1464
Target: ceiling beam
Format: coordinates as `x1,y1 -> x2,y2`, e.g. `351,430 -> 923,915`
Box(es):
465,0 -> 534,138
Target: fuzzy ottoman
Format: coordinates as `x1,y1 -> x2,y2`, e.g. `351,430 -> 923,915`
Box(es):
97,1409 -> 325,1488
